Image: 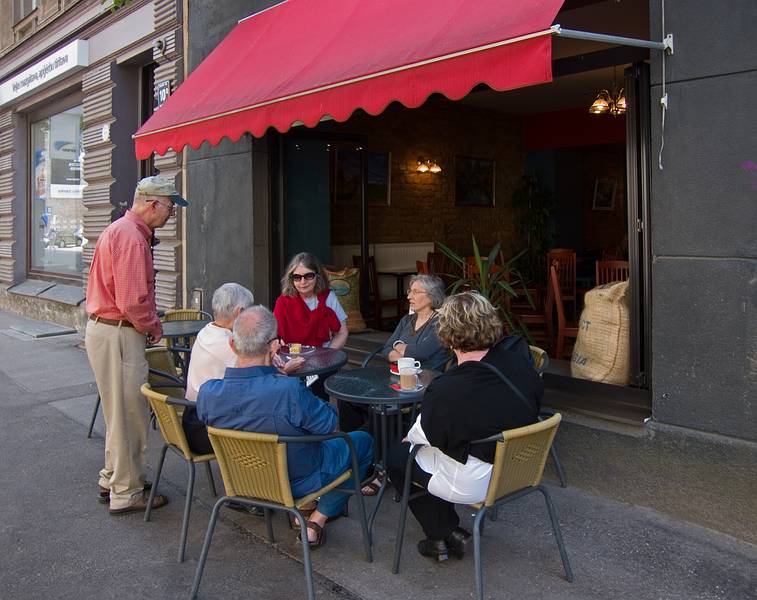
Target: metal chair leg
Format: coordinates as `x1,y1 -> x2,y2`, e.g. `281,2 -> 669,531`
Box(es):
178,461 -> 196,562
351,461 -> 373,562
190,497 -> 225,600
144,444 -> 168,522
264,509 -> 275,543
473,508 -> 488,600
391,449 -> 417,574
550,445 -> 568,488
538,485 -> 574,582
293,508 -> 316,600
204,462 -> 217,497
86,395 -> 100,438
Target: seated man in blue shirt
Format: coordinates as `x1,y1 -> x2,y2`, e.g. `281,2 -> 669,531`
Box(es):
196,305 -> 373,547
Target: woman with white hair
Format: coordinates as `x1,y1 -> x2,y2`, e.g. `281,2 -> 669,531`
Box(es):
182,283 -> 254,453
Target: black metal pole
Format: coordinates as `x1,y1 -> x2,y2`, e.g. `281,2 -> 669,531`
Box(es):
359,147 -> 370,315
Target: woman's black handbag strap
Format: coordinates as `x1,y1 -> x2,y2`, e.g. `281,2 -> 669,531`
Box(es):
476,360 -> 535,414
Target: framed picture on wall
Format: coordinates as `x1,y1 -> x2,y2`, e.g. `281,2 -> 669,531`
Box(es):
592,177 -> 617,211
455,156 -> 495,207
333,147 -> 391,206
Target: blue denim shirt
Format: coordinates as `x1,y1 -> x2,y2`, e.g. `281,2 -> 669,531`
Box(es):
196,365 -> 337,496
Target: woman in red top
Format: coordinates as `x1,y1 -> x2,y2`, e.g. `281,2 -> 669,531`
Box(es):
273,252 -> 349,350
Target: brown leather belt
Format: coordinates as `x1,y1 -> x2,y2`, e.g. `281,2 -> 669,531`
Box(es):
89,314 -> 135,328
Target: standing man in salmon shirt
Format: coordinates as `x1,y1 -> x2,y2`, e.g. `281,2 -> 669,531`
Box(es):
85,176 -> 189,515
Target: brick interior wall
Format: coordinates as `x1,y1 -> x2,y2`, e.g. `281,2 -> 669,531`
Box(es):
326,99 -> 525,258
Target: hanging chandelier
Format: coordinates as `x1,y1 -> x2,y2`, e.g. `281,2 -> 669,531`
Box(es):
589,67 -> 627,116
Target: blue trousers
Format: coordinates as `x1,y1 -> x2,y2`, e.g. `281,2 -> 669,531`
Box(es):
314,431 -> 373,518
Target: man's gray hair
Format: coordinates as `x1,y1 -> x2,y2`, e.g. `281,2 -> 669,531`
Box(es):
409,274 -> 446,309
232,305 -> 278,358
212,283 -> 254,321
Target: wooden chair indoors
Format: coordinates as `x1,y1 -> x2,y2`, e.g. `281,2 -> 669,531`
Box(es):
549,262 -> 579,360
416,260 -> 428,274
353,255 -> 396,330
546,249 -> 577,319
595,260 -> 630,286
392,414 -> 573,599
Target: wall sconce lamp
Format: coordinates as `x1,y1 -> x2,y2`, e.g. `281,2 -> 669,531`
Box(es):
417,158 -> 442,174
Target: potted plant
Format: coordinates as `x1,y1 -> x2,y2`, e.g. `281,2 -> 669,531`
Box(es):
436,235 -> 537,339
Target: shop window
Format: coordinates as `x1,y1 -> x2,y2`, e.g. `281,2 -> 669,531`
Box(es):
29,105 -> 85,278
13,0 -> 37,23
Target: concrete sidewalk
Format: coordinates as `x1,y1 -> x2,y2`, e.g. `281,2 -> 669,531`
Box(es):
0,309 -> 755,600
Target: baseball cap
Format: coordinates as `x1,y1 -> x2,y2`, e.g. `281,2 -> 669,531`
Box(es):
135,175 -> 189,206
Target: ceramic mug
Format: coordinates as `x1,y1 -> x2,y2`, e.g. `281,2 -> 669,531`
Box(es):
397,357 -> 421,372
399,367 -> 419,391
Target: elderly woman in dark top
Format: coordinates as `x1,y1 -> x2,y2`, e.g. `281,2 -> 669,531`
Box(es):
339,274 -> 446,437
383,274 -> 447,369
386,291 -> 543,562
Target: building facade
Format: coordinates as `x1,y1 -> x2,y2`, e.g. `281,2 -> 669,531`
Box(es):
0,0 -> 754,544
0,0 -> 186,326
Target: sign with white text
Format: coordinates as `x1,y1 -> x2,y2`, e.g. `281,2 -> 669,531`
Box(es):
0,40 -> 89,107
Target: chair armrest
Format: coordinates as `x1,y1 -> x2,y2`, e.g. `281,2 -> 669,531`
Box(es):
166,396 -> 195,408
361,344 -> 385,368
148,368 -> 184,386
279,431 -> 363,488
470,432 -> 504,445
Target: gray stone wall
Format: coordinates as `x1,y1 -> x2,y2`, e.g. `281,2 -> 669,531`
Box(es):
185,0 -> 280,309
649,0 -> 757,441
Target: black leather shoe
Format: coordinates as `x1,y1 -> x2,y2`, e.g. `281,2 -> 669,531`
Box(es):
445,527 -> 472,559
417,539 -> 449,562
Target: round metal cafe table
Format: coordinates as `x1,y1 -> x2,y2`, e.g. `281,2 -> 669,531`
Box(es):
279,347 -> 348,378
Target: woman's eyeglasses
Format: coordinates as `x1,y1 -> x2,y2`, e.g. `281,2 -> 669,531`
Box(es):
406,288 -> 427,296
291,272 -> 317,282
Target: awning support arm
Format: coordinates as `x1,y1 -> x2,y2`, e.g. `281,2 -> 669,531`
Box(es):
552,25 -> 673,55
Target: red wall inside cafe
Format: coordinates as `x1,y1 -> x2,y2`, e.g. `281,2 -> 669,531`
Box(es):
523,107 -> 625,152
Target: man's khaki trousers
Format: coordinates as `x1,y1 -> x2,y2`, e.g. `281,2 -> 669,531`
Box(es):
85,319 -> 149,510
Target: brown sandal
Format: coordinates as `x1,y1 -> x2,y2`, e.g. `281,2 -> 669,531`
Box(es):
296,520 -> 325,547
361,478 -> 382,497
289,501 -> 317,529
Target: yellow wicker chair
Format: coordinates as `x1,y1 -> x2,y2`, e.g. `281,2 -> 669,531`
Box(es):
392,414 -> 573,600
86,347 -> 186,438
162,308 -> 213,321
528,345 -> 567,488
140,383 -> 217,563
160,308 -> 212,373
190,427 -> 372,600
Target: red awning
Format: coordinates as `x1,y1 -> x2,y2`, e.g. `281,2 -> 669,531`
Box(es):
134,0 -> 564,159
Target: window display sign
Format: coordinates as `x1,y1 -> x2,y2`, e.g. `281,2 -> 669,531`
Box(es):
30,105 -> 85,277
0,40 -> 88,107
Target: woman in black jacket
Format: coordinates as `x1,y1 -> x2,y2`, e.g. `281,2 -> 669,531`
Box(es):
386,291 -> 544,562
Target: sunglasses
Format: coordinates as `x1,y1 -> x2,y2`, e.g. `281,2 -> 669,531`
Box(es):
291,272 -> 317,282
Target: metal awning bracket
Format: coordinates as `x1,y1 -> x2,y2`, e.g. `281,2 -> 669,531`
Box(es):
663,34 -> 674,55
551,25 -> 673,54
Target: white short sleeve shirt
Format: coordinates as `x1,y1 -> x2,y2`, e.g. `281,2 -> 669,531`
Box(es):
185,323 -> 236,401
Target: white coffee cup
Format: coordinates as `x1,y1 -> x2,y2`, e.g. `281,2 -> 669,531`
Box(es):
397,357 -> 421,372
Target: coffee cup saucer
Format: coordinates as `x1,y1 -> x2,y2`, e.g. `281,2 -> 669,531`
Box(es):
396,383 -> 425,393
